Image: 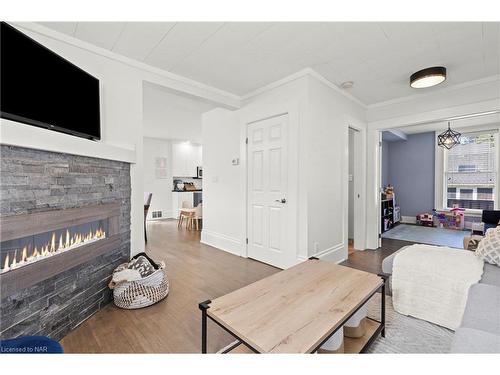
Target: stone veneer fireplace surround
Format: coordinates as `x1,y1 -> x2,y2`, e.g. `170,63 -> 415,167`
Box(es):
0,145 -> 131,340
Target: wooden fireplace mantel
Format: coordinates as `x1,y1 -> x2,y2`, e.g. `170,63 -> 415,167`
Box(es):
0,202 -> 122,298
0,202 -> 120,242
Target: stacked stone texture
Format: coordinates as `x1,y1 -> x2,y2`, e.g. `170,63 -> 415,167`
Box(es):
0,145 -> 131,340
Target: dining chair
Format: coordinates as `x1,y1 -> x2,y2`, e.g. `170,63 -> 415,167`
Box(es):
188,203 -> 203,231
178,200 -> 194,228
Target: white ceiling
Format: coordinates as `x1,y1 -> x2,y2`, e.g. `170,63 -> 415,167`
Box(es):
38,22 -> 500,105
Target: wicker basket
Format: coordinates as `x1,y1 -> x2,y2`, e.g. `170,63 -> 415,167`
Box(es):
110,260 -> 169,309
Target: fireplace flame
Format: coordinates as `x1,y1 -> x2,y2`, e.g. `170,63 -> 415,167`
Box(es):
3,254 -> 9,271
1,226 -> 106,273
11,250 -> 17,268
51,233 -> 56,253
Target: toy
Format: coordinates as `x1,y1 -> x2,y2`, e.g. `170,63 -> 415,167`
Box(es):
384,185 -> 394,199
432,206 -> 465,230
417,213 -> 434,227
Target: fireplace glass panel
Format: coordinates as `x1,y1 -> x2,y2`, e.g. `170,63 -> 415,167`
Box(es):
1,218 -> 108,273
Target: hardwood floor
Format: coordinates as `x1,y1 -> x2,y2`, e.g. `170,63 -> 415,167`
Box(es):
341,238 -> 416,274
60,219 -> 413,353
60,219 -> 279,353
348,239 -> 355,255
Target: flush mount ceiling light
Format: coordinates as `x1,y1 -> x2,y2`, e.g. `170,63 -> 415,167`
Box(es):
410,66 -> 446,88
437,122 -> 461,149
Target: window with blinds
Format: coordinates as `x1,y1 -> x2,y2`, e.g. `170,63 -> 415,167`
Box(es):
445,130 -> 497,210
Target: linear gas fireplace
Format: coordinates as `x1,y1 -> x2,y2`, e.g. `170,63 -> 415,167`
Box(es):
1,220 -> 107,274
0,202 -> 120,298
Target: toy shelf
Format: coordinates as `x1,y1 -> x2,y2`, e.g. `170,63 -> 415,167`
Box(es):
381,196 -> 395,234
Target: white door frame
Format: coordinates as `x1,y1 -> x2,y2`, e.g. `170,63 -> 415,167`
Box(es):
344,116 -> 367,252
366,108 -> 500,250
240,101 -> 300,268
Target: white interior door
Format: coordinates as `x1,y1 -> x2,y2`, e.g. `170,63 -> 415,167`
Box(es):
247,114 -> 290,268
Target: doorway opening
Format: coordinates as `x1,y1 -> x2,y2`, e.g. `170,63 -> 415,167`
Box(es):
347,126 -> 364,256
373,116 -> 500,250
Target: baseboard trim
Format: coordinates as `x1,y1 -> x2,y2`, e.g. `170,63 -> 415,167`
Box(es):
201,230 -> 243,257
308,243 -> 346,264
401,216 -> 417,224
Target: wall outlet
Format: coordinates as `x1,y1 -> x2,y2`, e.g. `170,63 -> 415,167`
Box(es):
313,242 -> 319,252
232,158 -> 239,165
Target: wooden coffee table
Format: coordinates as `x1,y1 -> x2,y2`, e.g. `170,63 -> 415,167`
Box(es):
199,258 -> 387,353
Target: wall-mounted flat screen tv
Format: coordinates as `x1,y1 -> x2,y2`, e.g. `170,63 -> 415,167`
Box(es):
0,22 -> 101,140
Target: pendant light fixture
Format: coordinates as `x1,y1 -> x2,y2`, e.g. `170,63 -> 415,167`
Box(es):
437,122 -> 461,149
410,66 -> 446,88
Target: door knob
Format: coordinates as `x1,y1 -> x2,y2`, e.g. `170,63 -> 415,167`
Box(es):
275,198 -> 287,204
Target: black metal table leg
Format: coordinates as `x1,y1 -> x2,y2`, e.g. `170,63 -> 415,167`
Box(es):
199,300 -> 211,353
377,273 -> 389,338
381,280 -> 386,337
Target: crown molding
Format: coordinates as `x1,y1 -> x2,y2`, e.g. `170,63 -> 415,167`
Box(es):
367,74 -> 500,109
242,67 -> 368,108
9,22 -> 499,116
306,68 -> 368,108
369,99 -> 500,130
10,22 -> 242,109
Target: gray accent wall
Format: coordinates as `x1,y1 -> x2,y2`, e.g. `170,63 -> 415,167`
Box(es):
382,132 -> 435,217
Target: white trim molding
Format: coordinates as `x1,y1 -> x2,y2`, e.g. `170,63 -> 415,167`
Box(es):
368,75 -> 500,109
401,216 -> 417,224
11,22 -> 242,110
201,230 -> 244,257
242,68 -> 367,109
0,118 -> 136,163
310,243 -> 346,264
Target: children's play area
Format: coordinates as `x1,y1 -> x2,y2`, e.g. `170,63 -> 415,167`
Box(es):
381,185 -> 470,248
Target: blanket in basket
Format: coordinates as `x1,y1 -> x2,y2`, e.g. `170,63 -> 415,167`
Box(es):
110,254 -> 169,309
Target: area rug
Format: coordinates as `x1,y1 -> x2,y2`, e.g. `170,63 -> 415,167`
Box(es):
382,224 -> 467,249
366,293 -> 454,353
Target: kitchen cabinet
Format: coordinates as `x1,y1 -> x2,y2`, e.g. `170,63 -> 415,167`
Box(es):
172,143 -> 202,177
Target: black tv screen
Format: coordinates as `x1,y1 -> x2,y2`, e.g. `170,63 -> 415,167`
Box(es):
0,22 -> 101,140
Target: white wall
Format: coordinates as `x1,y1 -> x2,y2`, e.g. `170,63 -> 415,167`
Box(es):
143,137 -> 173,219
201,108 -> 243,255
304,76 -> 366,262
143,82 -> 216,143
201,72 -> 366,266
201,77 -> 308,263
